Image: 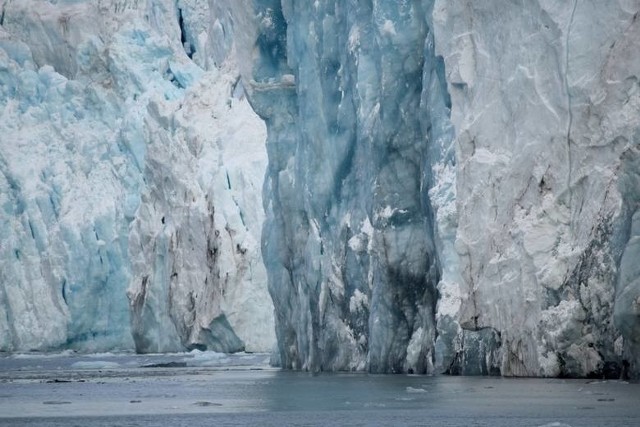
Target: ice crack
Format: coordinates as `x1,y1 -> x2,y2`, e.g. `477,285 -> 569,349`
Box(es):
565,0 -> 578,221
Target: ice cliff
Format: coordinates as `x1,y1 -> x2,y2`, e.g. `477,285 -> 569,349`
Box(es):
433,0 -> 640,378
249,0 -> 640,377
2,0 -> 640,379
248,0 -> 445,373
0,0 -> 274,353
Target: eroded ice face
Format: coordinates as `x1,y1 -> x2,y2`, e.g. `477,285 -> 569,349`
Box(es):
2,0 -> 640,380
254,0 -> 640,378
0,0 -> 274,354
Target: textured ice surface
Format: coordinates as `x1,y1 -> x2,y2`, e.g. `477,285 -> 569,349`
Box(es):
433,0 -> 640,377
247,0 -> 445,373
2,0 -> 640,379
246,0 -> 640,377
0,0 -> 274,353
246,0 -> 497,374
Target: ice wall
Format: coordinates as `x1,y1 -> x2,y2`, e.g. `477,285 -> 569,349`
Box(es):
0,0 -> 274,353
433,0 -> 640,377
245,0 -> 499,375
2,0 -> 640,378
249,0 -> 640,377
246,0 -> 444,373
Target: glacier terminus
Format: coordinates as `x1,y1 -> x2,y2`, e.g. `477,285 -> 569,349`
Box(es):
1,0 -> 640,380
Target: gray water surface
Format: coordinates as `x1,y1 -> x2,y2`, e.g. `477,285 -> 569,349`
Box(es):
0,352 -> 639,426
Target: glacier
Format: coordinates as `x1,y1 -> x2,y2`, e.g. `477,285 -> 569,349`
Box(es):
248,0 -> 640,377
249,0 -> 446,373
432,0 -> 640,377
0,0 -> 274,353
1,0 -> 640,379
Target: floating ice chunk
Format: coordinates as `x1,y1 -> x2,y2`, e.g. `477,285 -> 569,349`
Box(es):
70,361 -> 121,369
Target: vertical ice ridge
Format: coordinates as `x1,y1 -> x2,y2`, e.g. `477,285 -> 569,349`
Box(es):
564,0 -> 577,225
253,0 -> 451,374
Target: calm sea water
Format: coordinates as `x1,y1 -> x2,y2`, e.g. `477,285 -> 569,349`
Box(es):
1,352 -> 639,426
